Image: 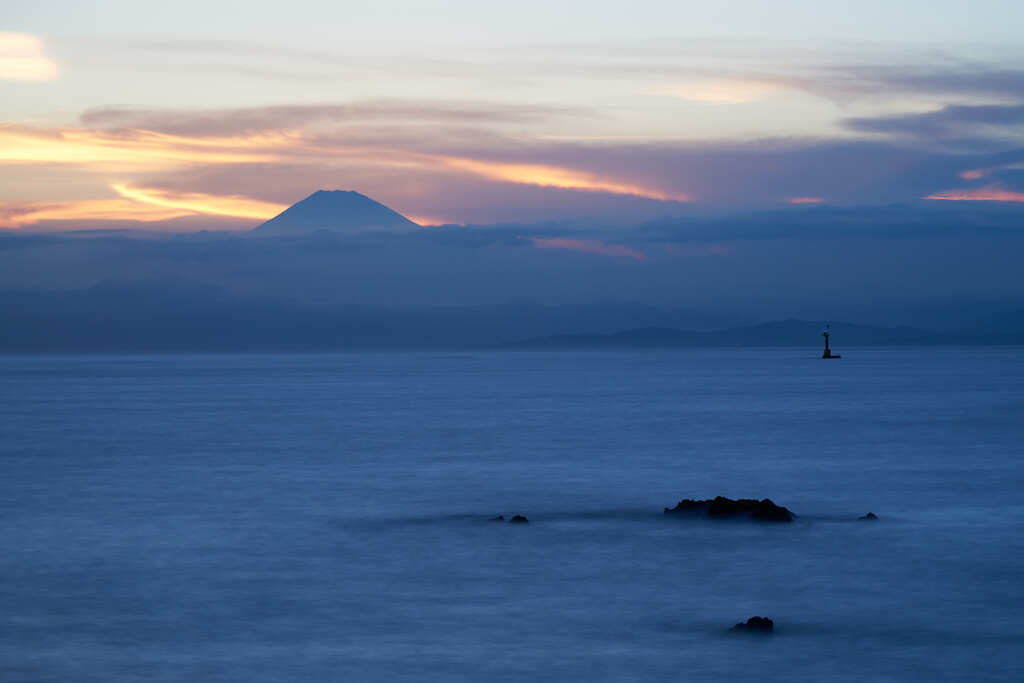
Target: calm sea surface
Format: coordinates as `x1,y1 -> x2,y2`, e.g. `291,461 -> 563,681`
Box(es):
2,349 -> 1023,682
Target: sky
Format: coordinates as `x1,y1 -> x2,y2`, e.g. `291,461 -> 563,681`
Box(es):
3,0 -> 1024,230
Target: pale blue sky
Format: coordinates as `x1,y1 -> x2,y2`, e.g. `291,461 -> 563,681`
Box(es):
6,0 -> 1024,46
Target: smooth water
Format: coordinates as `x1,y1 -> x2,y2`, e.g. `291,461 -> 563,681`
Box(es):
2,349 -> 1022,682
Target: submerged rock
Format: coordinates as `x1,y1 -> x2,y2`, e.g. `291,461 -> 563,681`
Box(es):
859,512 -> 878,520
731,616 -> 774,633
664,496 -> 794,522
488,515 -> 505,522
509,515 -> 529,524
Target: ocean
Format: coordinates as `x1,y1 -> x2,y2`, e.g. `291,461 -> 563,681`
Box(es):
2,348 -> 1022,681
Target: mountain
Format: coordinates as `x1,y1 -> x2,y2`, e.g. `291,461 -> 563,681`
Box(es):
943,309 -> 1024,345
253,190 -> 419,235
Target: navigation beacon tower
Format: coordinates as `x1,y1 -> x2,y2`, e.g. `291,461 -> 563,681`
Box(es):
822,324 -> 841,359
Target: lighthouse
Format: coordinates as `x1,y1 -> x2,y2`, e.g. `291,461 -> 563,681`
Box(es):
822,325 -> 841,359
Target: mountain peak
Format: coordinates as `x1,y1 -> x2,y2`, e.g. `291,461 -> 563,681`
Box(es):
253,190 -> 419,235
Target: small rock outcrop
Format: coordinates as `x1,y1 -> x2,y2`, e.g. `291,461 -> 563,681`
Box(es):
731,616 -> 774,633
509,515 -> 529,524
664,496 -> 794,522
488,515 -> 505,522
859,512 -> 878,520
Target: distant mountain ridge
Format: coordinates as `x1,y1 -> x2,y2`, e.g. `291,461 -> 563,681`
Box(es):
507,319 -> 938,349
253,190 -> 419,235
2,275 -> 1021,352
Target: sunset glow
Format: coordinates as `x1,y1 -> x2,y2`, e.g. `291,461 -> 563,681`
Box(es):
0,199 -> 193,228
529,237 -> 647,260
924,186 -> 1024,203
110,184 -> 288,220
0,120 -> 691,225
442,158 -> 685,201
0,126 -> 287,168
405,215 -> 448,226
0,185 -> 290,229
2,6 -> 1024,229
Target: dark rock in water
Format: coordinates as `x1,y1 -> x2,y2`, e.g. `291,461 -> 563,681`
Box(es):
664,496 -> 794,522
509,515 -> 529,524
489,515 -> 505,522
859,512 -> 878,520
731,616 -> 774,633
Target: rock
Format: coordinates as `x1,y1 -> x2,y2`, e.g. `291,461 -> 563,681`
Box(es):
731,616 -> 774,633
509,515 -> 529,524
859,512 -> 878,520
664,496 -> 794,522
488,515 -> 505,522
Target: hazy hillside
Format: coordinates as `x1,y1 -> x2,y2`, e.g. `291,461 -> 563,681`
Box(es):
508,320 -> 936,349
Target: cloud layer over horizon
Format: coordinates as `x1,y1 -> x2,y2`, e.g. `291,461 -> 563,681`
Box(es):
3,21 -> 1024,231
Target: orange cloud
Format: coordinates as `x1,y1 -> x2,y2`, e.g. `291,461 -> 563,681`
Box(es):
110,184 -> 287,220
0,125 -> 287,168
405,214 -> 448,226
529,237 -> 647,261
958,169 -> 989,180
1,184 -> 289,229
0,199 -> 192,228
924,186 -> 1024,203
786,196 -> 824,204
440,157 -> 685,201
1,124 -> 681,204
